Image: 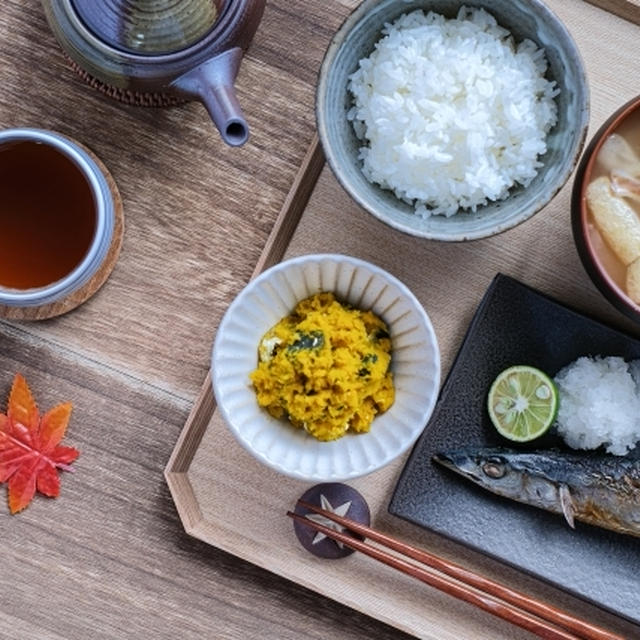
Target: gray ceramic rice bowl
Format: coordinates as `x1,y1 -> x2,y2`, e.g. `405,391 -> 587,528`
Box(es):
316,0 -> 589,241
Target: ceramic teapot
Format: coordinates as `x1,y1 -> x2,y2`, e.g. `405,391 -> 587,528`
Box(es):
42,0 -> 266,146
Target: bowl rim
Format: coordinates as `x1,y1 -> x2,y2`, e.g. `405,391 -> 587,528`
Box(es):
571,95 -> 640,321
316,0 -> 590,241
211,252 -> 441,481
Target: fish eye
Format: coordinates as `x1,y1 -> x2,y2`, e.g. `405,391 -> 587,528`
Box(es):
482,459 -> 506,479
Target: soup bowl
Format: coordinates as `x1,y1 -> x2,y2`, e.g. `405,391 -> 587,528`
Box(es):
572,96 -> 640,323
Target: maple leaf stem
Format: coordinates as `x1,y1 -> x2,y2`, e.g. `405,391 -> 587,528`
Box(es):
55,462 -> 75,473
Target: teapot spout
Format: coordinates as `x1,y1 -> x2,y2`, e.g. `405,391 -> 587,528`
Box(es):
171,48 -> 249,147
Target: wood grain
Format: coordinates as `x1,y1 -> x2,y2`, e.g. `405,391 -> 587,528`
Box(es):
0,1 -> 639,640
0,0 -> 349,398
0,326 -> 407,640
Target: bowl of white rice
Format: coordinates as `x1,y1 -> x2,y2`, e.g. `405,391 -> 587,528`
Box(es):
317,0 -> 589,241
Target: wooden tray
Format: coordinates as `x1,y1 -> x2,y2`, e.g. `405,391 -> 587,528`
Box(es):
166,2 -> 640,638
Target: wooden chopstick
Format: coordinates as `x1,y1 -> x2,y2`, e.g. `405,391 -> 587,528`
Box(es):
289,501 -> 625,640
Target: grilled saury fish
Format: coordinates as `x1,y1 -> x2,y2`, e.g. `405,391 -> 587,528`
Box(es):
433,447 -> 640,538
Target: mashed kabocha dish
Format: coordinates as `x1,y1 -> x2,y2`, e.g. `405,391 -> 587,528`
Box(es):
250,292 -> 394,441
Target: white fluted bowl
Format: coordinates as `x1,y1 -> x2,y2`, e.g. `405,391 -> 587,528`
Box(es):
212,254 -> 440,481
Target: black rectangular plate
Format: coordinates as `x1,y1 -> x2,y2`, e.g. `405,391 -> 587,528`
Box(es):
389,274 -> 640,623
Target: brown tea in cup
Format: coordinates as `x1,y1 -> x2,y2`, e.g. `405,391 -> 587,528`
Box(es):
0,140 -> 96,289
0,129 -> 116,312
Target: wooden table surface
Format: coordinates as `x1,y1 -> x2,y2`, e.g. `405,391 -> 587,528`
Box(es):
0,1 -> 412,638
0,1 -> 637,640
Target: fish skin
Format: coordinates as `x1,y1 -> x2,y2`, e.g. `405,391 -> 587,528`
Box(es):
433,447 -> 640,538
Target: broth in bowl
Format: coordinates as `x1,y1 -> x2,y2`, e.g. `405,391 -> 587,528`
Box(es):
585,110 -> 640,305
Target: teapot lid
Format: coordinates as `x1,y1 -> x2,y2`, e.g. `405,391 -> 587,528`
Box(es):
71,0 -> 225,55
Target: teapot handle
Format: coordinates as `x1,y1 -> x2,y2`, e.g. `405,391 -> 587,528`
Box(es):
171,48 -> 249,147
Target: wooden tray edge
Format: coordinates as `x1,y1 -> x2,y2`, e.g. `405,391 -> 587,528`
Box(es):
184,516 -> 420,640
164,136 -> 325,516
584,0 -> 640,25
0,142 -> 125,320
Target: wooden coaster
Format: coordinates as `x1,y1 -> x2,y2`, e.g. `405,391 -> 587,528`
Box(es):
0,147 -> 124,321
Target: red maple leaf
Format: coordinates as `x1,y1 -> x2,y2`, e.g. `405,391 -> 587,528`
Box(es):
0,374 -> 78,513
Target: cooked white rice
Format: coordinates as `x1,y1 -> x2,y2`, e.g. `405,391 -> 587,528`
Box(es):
554,356 -> 640,456
347,7 -> 559,217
